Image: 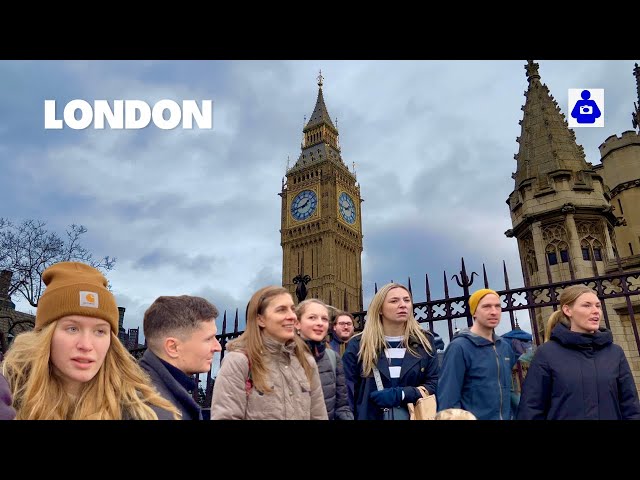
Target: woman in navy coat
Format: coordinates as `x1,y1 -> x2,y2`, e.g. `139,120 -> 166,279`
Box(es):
517,285 -> 640,420
342,282 -> 439,420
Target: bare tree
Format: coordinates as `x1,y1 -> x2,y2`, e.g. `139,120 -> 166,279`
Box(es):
0,218 -> 116,307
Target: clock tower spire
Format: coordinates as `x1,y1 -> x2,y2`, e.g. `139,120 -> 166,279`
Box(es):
280,73 -> 364,312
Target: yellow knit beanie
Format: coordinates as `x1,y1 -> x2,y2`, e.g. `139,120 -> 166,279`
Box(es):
36,261 -> 119,332
468,288 -> 499,316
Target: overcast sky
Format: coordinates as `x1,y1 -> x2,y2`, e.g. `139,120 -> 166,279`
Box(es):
2,60 -> 638,345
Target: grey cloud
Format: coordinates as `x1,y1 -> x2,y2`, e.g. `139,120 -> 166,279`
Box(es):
134,249 -> 224,274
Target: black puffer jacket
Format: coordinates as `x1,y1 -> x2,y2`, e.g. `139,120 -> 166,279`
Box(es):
517,322 -> 640,420
305,339 -> 354,420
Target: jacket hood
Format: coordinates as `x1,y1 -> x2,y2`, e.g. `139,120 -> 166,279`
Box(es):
550,322 -> 612,349
453,327 -> 504,347
501,328 -> 533,342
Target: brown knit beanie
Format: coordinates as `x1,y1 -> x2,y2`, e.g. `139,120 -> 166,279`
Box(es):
36,261 -> 119,332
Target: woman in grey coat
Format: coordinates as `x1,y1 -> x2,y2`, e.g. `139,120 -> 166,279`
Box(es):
295,299 -> 353,420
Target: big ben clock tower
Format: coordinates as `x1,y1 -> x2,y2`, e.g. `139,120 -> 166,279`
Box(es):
280,72 -> 364,311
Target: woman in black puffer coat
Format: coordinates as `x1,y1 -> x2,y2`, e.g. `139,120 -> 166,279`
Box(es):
518,285 -> 640,420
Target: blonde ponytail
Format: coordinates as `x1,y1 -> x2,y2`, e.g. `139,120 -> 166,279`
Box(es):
545,310 -> 565,342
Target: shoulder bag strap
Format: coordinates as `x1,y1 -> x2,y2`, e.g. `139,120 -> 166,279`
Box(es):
372,365 -> 384,391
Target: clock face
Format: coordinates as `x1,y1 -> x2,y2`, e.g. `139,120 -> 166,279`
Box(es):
339,192 -> 356,224
291,189 -> 318,221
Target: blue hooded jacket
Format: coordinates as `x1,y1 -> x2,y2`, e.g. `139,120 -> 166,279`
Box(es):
437,328 -> 516,420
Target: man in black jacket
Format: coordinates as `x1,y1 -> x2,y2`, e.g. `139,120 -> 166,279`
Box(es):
140,295 -> 221,420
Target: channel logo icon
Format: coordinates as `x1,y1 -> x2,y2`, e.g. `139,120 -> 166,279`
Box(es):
568,88 -> 604,128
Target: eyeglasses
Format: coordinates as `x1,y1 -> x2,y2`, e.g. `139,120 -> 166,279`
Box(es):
336,322 -> 353,327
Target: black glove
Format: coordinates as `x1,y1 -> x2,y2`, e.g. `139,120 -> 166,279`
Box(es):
401,386 -> 422,404
369,387 -> 403,408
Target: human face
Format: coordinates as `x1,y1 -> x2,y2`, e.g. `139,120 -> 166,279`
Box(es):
473,294 -> 501,330
295,302 -> 330,342
257,293 -> 297,343
175,320 -> 222,375
333,315 -> 354,341
381,287 -> 412,325
563,292 -> 601,334
50,315 -> 111,396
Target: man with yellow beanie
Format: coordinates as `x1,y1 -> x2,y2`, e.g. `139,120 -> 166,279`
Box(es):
437,288 -> 518,420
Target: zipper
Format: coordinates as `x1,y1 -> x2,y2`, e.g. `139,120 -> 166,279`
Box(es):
493,344 -> 503,420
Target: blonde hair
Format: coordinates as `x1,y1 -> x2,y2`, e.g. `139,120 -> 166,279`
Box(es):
295,298 -> 330,322
2,322 -> 180,420
227,286 -> 314,393
544,285 -> 599,342
435,408 -> 477,420
358,283 -> 433,377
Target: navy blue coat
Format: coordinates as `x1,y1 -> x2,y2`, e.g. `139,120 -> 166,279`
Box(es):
517,323 -> 640,420
139,349 -> 201,420
342,333 -> 439,420
437,329 -> 516,420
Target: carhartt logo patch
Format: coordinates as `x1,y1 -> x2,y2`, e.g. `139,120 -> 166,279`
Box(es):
79,291 -> 99,308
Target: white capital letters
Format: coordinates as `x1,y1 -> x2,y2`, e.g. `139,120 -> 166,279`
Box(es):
64,100 -> 93,130
125,100 -> 151,129
182,100 -> 213,129
44,100 -> 63,129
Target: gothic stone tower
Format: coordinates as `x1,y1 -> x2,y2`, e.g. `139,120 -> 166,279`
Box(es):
280,73 -> 363,311
505,61 -> 620,340
594,63 -> 640,267
506,60 -> 640,388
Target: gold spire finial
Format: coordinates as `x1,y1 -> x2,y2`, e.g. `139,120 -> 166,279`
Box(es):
317,70 -> 324,88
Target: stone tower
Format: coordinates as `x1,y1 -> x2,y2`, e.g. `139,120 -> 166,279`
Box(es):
280,72 -> 364,311
594,63 -> 640,268
506,60 -> 640,388
505,60 -> 620,339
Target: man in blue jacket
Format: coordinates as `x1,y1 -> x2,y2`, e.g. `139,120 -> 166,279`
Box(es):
437,289 -> 517,420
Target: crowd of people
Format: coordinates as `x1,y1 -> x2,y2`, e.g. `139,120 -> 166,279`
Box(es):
1,261 -> 639,420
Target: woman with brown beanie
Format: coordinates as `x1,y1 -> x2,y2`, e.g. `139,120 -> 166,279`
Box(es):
1,261 -> 180,420
517,284 -> 640,420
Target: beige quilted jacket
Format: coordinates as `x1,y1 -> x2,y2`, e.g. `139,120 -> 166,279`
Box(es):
210,335 -> 328,420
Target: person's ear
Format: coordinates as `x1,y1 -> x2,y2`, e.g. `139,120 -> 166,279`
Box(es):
562,304 -> 572,318
256,314 -> 266,328
164,337 -> 180,359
